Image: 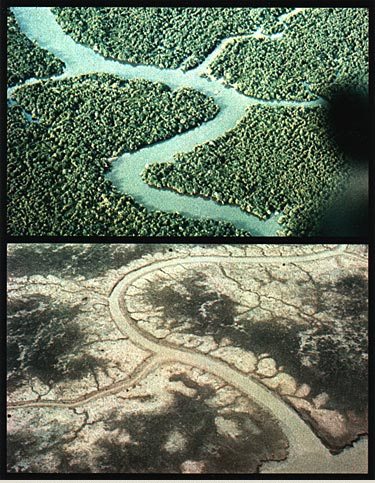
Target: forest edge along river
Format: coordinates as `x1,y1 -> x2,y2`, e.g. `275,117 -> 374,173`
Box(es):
9,7 -> 327,236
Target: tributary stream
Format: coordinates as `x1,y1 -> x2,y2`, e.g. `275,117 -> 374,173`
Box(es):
10,7 -> 325,235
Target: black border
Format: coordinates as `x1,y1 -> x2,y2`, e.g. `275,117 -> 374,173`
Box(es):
5,236 -> 370,244
2,0 -> 374,479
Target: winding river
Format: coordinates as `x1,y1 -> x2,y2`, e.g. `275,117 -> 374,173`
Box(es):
9,7 -> 326,235
8,245 -> 368,473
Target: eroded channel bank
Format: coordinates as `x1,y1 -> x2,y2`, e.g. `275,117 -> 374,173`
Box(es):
8,245 -> 368,472
109,245 -> 365,473
9,7 -> 325,235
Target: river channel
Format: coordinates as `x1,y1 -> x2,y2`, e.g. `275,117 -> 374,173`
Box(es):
10,7 -> 325,235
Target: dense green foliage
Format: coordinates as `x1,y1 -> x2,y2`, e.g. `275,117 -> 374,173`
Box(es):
143,105 -> 351,235
52,7 -> 292,70
7,74 -> 244,236
7,9 -> 65,87
208,8 -> 368,100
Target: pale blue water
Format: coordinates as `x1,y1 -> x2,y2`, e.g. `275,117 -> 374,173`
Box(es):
10,7 -> 325,235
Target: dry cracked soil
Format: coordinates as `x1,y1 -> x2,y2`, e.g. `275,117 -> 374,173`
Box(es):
7,243 -> 368,474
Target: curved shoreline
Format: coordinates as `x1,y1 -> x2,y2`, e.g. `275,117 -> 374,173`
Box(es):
9,245 -> 369,472
9,7 -> 326,235
108,249 -> 344,467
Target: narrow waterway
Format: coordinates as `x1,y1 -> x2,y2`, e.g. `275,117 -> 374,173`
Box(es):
10,7 -> 324,235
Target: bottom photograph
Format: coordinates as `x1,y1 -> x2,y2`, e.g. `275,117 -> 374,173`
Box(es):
6,243 -> 368,474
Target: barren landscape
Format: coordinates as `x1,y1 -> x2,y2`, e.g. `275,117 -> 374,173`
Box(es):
7,244 -> 368,473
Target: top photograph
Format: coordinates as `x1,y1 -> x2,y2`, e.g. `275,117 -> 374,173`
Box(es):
7,7 -> 369,237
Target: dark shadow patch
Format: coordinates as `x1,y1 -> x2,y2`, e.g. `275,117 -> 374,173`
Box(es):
245,273 -> 368,413
298,273 -> 368,412
169,373 -> 215,401
7,422 -> 84,473
55,375 -> 287,473
8,244 -> 166,279
7,294 -> 106,390
57,454 -> 92,474
316,86 -> 369,236
144,273 -> 237,343
327,87 -> 370,164
7,431 -> 41,473
242,320 -> 311,381
144,270 -> 367,415
315,175 -> 368,237
324,273 -> 368,318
